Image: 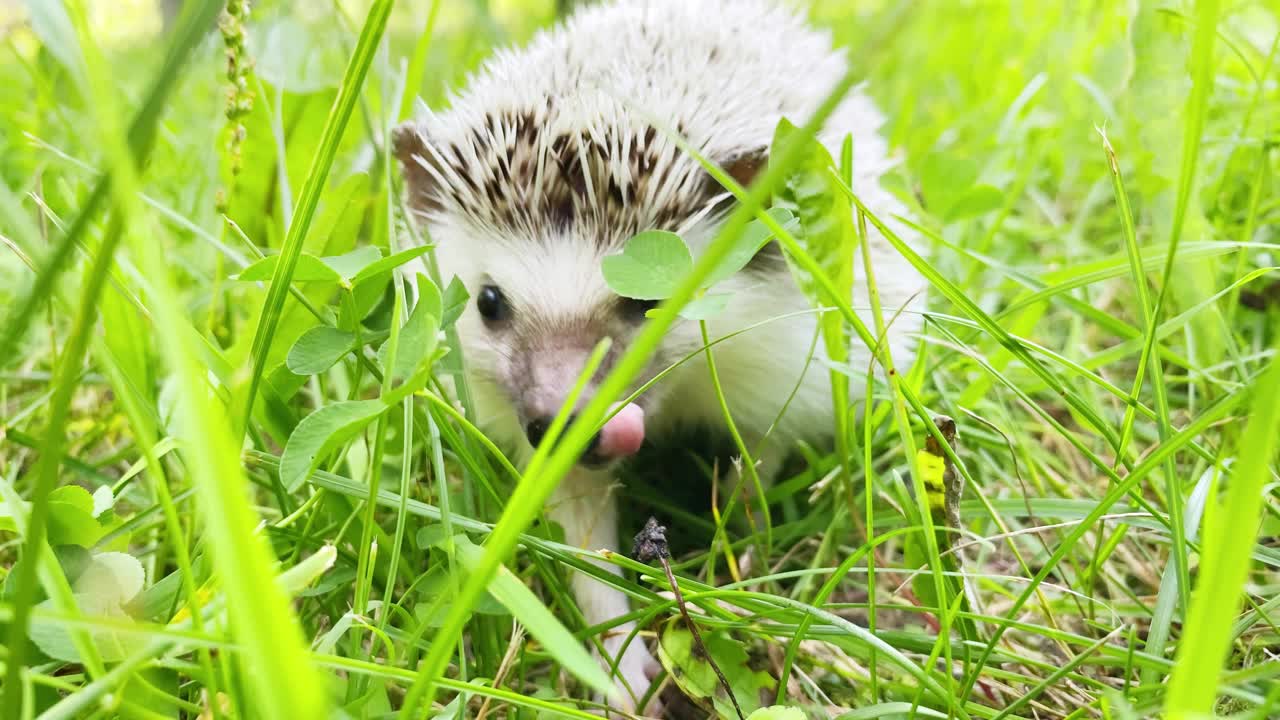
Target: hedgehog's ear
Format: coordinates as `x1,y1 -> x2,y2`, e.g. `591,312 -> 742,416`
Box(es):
724,148 -> 768,190
392,121 -> 441,212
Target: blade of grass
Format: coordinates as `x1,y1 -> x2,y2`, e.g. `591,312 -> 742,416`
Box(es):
696,319 -> 771,554
1099,127 -> 1188,669
54,0 -> 333,716
403,338 -> 611,711
0,0 -> 223,368
96,341 -> 222,711
674,127 -> 1012,701
452,535 -> 615,696
1113,0 -> 1224,634
853,196 -> 959,701
236,0 -> 394,441
959,382 -> 1251,704
397,0 -> 443,121
0,1 -> 225,711
665,587 -> 970,716
320,655 -> 609,720
830,187 -> 1187,540
1165,348 -> 1280,715
991,626 -> 1127,720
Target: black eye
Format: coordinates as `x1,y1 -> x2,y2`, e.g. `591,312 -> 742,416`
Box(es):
477,285 -> 508,323
619,297 -> 658,322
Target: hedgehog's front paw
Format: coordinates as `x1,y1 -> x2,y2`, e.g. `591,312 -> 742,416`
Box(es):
602,633 -> 662,717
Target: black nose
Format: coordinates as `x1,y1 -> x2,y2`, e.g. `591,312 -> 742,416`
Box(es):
525,415 -> 601,455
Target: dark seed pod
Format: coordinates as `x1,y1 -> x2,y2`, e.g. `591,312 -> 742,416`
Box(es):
632,517 -> 669,563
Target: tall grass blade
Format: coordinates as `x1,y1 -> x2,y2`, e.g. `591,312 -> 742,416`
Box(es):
1165,351 -> 1280,715
37,0 -> 335,716
1099,127 -> 1187,669
0,2 -> 224,713
0,0 -> 223,367
236,0 -> 394,440
1118,0 -> 1223,633
452,535 -> 615,695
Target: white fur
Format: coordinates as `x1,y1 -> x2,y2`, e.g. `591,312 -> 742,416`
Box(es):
397,0 -> 927,713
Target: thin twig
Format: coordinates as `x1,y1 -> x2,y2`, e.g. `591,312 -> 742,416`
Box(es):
633,517 -> 746,720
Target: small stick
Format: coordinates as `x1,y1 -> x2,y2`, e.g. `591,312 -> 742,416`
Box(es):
633,517 -> 746,720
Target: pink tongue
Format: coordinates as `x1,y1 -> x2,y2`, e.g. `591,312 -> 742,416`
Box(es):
596,402 -> 645,458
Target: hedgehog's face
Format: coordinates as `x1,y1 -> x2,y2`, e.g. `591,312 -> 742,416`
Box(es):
444,233 -> 684,466
391,118 -> 724,465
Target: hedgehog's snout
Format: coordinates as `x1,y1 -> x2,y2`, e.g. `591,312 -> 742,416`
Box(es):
522,403 -> 645,464
523,414 -> 606,459
510,328 -> 648,463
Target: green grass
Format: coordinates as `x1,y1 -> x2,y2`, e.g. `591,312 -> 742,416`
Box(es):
2,0 -> 1279,719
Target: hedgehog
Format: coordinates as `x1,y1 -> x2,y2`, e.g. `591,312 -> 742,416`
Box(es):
393,0 -> 927,713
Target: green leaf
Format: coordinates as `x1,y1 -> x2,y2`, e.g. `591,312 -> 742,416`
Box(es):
452,536 -> 616,698
74,551 -> 145,607
129,567 -> 185,623
276,545 -> 339,595
30,551 -> 147,663
54,545 -> 94,587
308,173 -> 372,258
916,155 -> 1003,224
943,184 -> 1003,222
412,565 -> 507,622
287,326 -> 357,375
415,524 -> 453,551
46,486 -> 104,548
770,119 -> 855,308
602,230 -> 694,300
1167,349 -> 1280,714
0,504 -> 17,535
414,272 -> 443,323
240,248 -> 384,286
378,274 -> 443,403
677,293 -> 733,321
238,254 -> 343,283
350,245 -> 433,286
918,154 -> 979,219
916,151 -> 983,219
703,208 -> 798,289
320,246 -> 383,281
429,695 -> 464,720
658,619 -> 774,718
90,486 -> 114,517
441,275 -> 469,328
344,273 -> 392,329
877,168 -> 918,209
48,486 -> 94,515
279,400 -> 389,492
